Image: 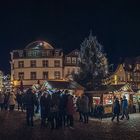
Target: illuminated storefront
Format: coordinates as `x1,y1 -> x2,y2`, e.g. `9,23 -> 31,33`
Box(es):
85,83 -> 134,114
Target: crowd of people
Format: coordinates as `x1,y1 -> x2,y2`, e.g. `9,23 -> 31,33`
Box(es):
0,87 -> 140,129
0,91 -> 16,111
0,88 -> 89,129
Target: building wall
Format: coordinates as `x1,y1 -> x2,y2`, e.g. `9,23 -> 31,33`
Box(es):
64,66 -> 80,78
0,71 -> 3,91
10,42 -> 80,87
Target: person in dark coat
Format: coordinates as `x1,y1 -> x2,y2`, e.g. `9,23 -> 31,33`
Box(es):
40,91 -> 51,127
97,104 -> 104,120
66,94 -> 75,128
50,91 -> 60,129
4,92 -> 10,110
81,95 -> 89,123
111,97 -> 120,122
24,88 -> 37,127
16,90 -> 23,111
76,96 -> 83,122
120,96 -> 129,120
59,90 -> 68,127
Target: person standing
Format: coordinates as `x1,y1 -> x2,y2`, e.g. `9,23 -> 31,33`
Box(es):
8,91 -> 16,111
111,97 -> 120,122
24,88 -> 37,127
97,104 -> 104,120
81,95 -> 89,123
66,94 -> 75,129
76,96 -> 83,122
40,91 -> 51,127
0,92 -> 5,111
16,90 -> 23,111
50,91 -> 60,129
59,90 -> 68,127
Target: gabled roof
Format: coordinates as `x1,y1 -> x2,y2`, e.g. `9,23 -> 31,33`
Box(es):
110,64 -> 125,77
65,49 -> 80,57
85,84 -> 133,93
44,80 -> 84,90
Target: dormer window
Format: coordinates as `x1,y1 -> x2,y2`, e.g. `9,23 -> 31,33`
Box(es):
136,64 -> 140,70
129,64 -> 132,69
66,57 -> 71,63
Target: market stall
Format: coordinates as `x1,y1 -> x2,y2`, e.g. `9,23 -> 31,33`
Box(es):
85,90 -> 114,114
85,84 -> 135,115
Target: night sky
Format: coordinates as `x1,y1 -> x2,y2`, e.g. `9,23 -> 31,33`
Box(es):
0,0 -> 140,73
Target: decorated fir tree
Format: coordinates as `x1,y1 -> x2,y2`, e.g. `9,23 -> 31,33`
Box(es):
74,31 -> 108,90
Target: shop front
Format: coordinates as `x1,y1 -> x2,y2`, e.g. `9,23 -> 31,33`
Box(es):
85,84 -> 135,115
85,91 -> 114,115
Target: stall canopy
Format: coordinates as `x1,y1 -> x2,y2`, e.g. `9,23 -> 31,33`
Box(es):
85,83 -> 134,95
43,80 -> 84,90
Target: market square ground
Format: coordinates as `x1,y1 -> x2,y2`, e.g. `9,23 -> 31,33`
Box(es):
0,111 -> 140,140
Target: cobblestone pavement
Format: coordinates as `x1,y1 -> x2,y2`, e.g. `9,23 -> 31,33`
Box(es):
0,111 -> 140,140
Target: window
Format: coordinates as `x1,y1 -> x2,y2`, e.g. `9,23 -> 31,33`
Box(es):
54,50 -> 59,56
128,73 -> 131,81
136,64 -> 140,70
27,51 -> 32,57
72,57 -> 76,64
75,51 -> 79,55
30,72 -> 36,80
43,72 -> 48,79
54,60 -> 60,67
72,68 -> 75,73
42,60 -> 48,67
66,57 -> 71,63
120,77 -> 124,81
30,60 -> 36,68
18,61 -> 24,68
54,71 -> 60,79
18,72 -> 24,80
67,68 -> 70,74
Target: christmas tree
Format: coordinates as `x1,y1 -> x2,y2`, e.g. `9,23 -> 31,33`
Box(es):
74,31 -> 108,90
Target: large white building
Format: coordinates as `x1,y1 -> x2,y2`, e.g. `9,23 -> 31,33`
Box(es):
10,40 -> 80,87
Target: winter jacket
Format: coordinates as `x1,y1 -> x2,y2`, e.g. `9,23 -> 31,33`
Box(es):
8,94 -> 16,105
113,99 -> 120,114
81,95 -> 89,113
122,99 -> 128,110
0,93 -> 4,103
67,95 -> 75,115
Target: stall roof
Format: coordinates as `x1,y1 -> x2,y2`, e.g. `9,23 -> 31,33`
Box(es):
46,81 -> 84,90
85,84 -> 134,94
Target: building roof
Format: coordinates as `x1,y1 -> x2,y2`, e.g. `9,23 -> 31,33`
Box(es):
25,41 -> 54,50
46,80 -> 84,90
65,49 -> 80,57
85,84 -> 133,94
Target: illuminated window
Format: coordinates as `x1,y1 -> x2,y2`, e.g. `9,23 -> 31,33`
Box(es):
66,57 -> 71,63
27,51 -> 32,57
67,68 -> 70,74
18,61 -> 24,68
54,50 -> 59,56
30,60 -> 36,68
72,68 -> 75,73
30,72 -> 36,80
75,51 -> 79,55
18,72 -> 24,80
43,72 -> 48,79
54,60 -> 60,67
72,57 -> 76,64
54,71 -> 60,79
42,60 -> 48,67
